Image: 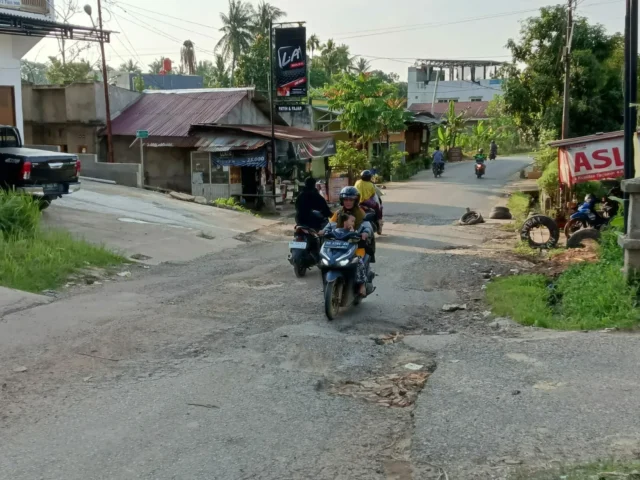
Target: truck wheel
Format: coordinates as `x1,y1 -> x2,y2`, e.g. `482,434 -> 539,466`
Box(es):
38,198 -> 52,211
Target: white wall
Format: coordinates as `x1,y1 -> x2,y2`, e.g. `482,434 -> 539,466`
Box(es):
407,66 -> 504,107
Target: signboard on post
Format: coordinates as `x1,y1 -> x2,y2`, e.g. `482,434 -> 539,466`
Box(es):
558,137 -> 625,185
136,130 -> 149,139
275,27 -> 307,97
276,105 -> 305,113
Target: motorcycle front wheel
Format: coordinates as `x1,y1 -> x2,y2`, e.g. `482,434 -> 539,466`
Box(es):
324,279 -> 342,320
564,219 -> 586,238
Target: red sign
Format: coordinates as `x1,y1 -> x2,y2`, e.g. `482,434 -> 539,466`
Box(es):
558,137 -> 624,185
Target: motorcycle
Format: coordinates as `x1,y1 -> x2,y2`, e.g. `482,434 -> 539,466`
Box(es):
489,152 -> 497,161
288,210 -> 328,278
475,161 -> 486,179
432,162 -> 444,178
320,229 -> 375,320
564,198 -> 614,237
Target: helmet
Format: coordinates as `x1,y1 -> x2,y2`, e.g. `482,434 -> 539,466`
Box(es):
304,177 -> 316,189
339,186 -> 360,207
478,148 -> 484,154
360,170 -> 372,181
584,193 -> 596,204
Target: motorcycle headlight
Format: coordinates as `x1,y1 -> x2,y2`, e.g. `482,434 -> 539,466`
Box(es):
321,258 -> 330,266
338,259 -> 349,267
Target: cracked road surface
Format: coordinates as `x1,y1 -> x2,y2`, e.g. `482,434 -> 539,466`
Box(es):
10,157 -> 637,480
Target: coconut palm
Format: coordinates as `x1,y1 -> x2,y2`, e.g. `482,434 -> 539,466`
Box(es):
352,57 -> 370,74
216,0 -> 255,84
307,34 -> 320,60
181,40 -> 197,75
119,59 -> 142,74
253,1 -> 286,36
336,44 -> 353,72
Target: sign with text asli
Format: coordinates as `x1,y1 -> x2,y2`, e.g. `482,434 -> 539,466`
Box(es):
275,27 -> 307,97
558,137 -> 624,186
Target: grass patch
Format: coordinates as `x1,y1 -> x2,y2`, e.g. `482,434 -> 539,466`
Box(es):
0,191 -> 124,293
213,197 -> 256,215
511,460 -> 640,479
507,192 -> 531,227
488,230 -> 640,330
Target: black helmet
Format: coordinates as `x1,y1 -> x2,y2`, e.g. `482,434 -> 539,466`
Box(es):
339,186 -> 360,207
304,177 -> 316,189
360,170 -> 372,181
478,148 -> 484,154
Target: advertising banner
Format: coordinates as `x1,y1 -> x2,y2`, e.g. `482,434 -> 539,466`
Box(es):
558,137 -> 624,185
275,27 -> 307,97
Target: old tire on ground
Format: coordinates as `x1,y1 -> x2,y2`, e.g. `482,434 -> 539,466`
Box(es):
520,214 -> 560,249
566,228 -> 601,249
489,207 -> 512,220
460,210 -> 484,225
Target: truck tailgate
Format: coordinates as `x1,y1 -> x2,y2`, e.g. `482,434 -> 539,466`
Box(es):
30,158 -> 79,183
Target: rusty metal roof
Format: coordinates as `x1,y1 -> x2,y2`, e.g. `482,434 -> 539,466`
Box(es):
110,90 -> 249,139
189,123 -> 335,142
195,133 -> 268,152
547,130 -> 632,148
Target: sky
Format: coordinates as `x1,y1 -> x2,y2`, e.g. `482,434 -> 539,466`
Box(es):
26,0 -> 628,80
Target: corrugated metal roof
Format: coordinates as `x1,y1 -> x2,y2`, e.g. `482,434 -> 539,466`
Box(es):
110,90 -> 248,138
190,123 -> 335,142
195,133 -> 268,152
547,130 -> 634,148
408,101 -> 489,119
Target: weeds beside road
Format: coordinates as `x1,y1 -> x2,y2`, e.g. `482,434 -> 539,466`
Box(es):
0,191 -> 123,292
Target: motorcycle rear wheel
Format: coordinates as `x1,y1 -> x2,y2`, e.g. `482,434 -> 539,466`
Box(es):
324,280 -> 342,320
293,263 -> 307,278
564,219 -> 586,238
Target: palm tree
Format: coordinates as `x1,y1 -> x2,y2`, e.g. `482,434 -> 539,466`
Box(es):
181,40 -> 197,75
320,39 -> 338,76
307,34 -> 320,60
119,59 -> 142,74
352,57 -> 370,74
336,44 -> 353,72
253,1 -> 286,36
148,57 -> 165,74
216,0 -> 255,84
213,54 -> 230,87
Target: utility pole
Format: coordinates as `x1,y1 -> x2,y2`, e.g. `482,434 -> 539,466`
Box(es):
268,19 -> 277,204
97,0 -> 114,163
623,0 -> 638,233
561,0 -> 574,139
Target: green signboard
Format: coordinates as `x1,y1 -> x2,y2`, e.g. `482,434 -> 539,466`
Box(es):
136,130 -> 149,139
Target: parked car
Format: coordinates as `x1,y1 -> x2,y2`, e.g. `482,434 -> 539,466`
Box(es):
0,125 -> 81,210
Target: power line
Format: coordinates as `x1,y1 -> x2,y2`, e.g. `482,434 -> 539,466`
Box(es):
108,0 -> 219,31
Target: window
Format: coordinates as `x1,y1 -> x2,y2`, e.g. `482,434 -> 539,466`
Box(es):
210,164 -> 229,184
437,98 -> 458,103
0,127 -> 20,148
470,97 -> 483,102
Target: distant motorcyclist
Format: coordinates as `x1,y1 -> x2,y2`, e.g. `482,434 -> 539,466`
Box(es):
433,145 -> 445,170
322,186 -> 373,296
489,140 -> 498,160
295,177 -> 332,231
355,170 -> 383,233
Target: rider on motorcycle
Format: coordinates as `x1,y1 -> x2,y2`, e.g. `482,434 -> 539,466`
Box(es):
295,177 -> 333,231
433,145 -> 445,171
474,148 -> 487,163
489,140 -> 498,160
322,186 -> 373,296
355,170 -> 383,233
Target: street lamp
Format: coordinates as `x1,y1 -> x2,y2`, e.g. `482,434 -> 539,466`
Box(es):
85,2 -> 114,163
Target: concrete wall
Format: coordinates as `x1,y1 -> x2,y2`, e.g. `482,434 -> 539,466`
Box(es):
25,123 -> 98,154
24,144 -> 60,152
111,137 -> 192,192
79,153 -> 141,187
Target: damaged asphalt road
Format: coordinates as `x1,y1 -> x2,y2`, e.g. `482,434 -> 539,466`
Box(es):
10,158 -> 640,480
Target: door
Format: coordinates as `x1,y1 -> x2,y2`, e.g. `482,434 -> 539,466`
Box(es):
0,86 -> 16,126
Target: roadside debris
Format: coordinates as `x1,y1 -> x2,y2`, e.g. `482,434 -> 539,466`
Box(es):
374,332 -> 404,345
459,208 -> 485,226
13,366 -> 27,373
330,372 -> 430,408
403,363 -> 424,371
520,214 -> 560,249
169,191 -> 195,202
130,253 -> 152,261
187,403 -> 219,409
117,271 -> 132,278
442,304 -> 467,312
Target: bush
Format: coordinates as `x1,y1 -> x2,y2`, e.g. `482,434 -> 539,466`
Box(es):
0,191 -> 41,239
537,159 -> 559,197
507,192 -> 532,226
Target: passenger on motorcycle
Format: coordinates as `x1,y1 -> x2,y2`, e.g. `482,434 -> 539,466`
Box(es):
322,186 -> 373,297
355,170 -> 383,233
295,177 -> 333,231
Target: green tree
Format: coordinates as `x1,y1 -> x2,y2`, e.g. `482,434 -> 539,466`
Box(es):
216,0 -> 254,84
148,57 -> 165,74
307,34 -> 321,61
235,33 -> 269,93
502,5 -> 625,140
440,100 -> 467,148
181,40 -> 197,75
329,140 -> 369,174
252,0 -> 286,36
45,57 -> 96,85
119,59 -> 142,74
352,57 -> 370,74
21,60 -> 49,84
324,72 -> 410,143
